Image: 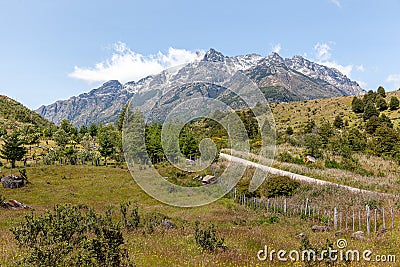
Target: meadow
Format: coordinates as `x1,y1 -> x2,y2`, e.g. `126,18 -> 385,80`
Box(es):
0,164 -> 399,266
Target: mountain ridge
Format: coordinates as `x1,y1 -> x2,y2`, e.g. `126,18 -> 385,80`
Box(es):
36,49 -> 365,126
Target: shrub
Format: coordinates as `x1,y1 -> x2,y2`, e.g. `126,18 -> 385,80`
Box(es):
194,221 -> 226,252
120,202 -> 140,230
389,96 -> 399,110
265,176 -> 300,198
11,205 -> 132,267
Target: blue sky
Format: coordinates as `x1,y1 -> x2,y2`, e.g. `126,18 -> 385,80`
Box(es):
0,0 -> 400,109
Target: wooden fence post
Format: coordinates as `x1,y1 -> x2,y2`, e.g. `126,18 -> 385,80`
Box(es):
305,198 -> 309,216
366,205 -> 370,235
391,208 -> 395,230
382,207 -> 386,229
284,199 -> 287,214
374,209 -> 377,233
334,207 -> 338,230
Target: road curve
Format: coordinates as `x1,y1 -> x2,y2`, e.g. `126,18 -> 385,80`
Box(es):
220,153 -> 389,196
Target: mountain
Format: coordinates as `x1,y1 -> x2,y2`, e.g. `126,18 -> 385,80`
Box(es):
36,49 -> 365,126
0,95 -> 53,130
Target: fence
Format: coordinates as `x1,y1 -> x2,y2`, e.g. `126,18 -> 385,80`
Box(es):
229,189 -> 396,234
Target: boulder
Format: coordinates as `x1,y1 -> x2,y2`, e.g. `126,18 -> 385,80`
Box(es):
311,225 -> 330,232
161,219 -> 176,229
351,231 -> 364,239
1,175 -> 24,189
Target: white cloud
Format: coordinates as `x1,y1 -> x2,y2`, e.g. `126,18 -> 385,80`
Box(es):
356,80 -> 368,88
69,42 -> 204,83
356,65 -> 365,72
314,43 -> 332,62
272,43 -> 282,54
313,42 -> 353,77
330,0 -> 341,7
386,74 -> 400,88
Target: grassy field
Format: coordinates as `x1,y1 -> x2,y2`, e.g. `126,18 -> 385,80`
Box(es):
1,165 -> 399,266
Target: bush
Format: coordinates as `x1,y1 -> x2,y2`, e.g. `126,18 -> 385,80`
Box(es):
11,205 -> 132,267
265,176 -> 300,198
324,159 -> 341,169
194,221 -> 226,252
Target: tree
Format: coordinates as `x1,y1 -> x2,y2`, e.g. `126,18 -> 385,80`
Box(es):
377,86 -> 386,98
363,90 -> 377,104
79,125 -> 88,136
346,128 -> 366,152
371,125 -> 399,156
98,125 -> 118,166
365,116 -> 381,134
318,121 -> 333,146
389,96 -> 400,110
333,115 -> 344,129
351,97 -> 364,113
53,128 -> 70,148
180,128 -> 199,158
304,133 -> 323,158
0,131 -> 27,168
88,123 -> 98,137
145,123 -> 163,163
375,95 -> 388,111
363,102 -> 379,121
116,104 -> 128,132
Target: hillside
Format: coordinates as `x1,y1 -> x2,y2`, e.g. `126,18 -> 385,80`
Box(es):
36,49 -> 365,126
0,95 -> 53,130
272,90 -> 400,132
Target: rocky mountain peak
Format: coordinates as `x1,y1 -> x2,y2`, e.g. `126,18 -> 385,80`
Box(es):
202,48 -> 226,62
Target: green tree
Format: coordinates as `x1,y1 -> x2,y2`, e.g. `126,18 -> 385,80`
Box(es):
123,109 -> 147,166
351,97 -> 364,113
145,123 -> 163,163
333,115 -> 344,129
363,90 -> 377,104
318,121 -> 333,146
0,131 -> 27,168
79,125 -> 88,136
376,95 -> 388,111
363,101 -> 379,121
346,128 -> 366,151
304,133 -> 323,158
98,125 -> 118,166
389,96 -> 400,110
180,127 -> 199,158
88,123 -> 98,137
377,86 -> 386,98
116,104 -> 128,132
370,125 -> 399,156
286,126 -> 294,136
53,128 -> 70,148
365,116 -> 381,134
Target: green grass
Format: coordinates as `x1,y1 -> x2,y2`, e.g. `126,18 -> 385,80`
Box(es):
0,165 -> 399,266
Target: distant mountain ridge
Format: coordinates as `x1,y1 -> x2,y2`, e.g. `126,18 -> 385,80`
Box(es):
36,49 -> 365,126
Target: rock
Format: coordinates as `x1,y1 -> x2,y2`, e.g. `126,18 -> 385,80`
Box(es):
161,219 -> 176,229
351,231 -> 364,239
1,200 -> 29,210
311,225 -> 330,232
335,230 -> 347,237
295,233 -> 305,238
1,175 -> 24,189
